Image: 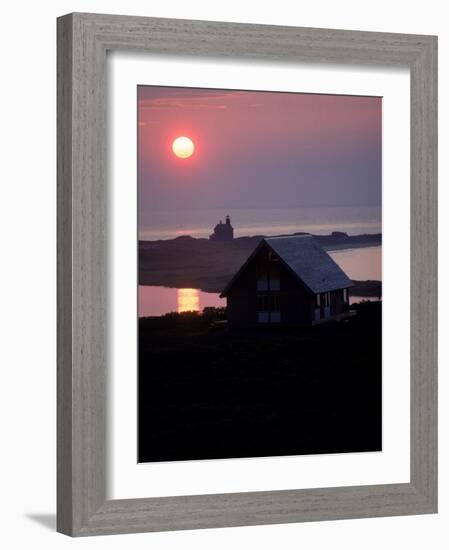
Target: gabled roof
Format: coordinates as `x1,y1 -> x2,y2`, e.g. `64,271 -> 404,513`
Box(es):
221,235 -> 354,297
266,235 -> 354,293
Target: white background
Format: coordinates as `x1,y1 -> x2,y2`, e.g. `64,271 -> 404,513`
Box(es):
0,1 -> 446,549
109,55 -> 410,498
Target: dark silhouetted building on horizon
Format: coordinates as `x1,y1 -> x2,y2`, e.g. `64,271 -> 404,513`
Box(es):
209,215 -> 234,241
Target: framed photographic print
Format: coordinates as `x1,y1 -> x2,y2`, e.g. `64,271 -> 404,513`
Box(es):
57,13 -> 437,536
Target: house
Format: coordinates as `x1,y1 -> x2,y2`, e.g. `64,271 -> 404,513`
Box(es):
209,215 -> 234,241
220,234 -> 354,328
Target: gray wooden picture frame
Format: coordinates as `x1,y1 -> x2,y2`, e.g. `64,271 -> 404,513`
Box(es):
57,12 -> 438,537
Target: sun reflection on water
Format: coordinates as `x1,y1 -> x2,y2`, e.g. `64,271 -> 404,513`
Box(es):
177,288 -> 200,313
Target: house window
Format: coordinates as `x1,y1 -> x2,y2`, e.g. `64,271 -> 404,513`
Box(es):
257,295 -> 267,312
257,260 -> 280,291
256,264 -> 268,290
269,263 -> 280,291
257,294 -> 280,323
343,288 -> 348,302
270,294 -> 280,312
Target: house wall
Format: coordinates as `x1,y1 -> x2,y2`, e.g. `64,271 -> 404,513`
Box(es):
226,259 -> 258,328
332,288 -> 350,314
313,288 -> 350,321
278,266 -> 315,325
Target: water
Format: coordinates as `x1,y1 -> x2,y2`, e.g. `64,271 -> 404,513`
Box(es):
139,246 -> 381,317
139,286 -> 225,317
139,206 -> 381,241
329,246 -> 381,281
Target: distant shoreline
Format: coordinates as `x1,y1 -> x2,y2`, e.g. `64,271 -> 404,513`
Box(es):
139,232 -> 382,296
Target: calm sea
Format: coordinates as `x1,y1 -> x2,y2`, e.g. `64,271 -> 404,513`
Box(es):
139,206 -> 381,241
139,246 -> 381,317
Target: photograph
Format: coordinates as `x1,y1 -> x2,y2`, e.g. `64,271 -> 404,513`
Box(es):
137,85 -> 382,463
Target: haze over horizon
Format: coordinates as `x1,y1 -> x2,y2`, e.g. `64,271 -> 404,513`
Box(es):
138,86 -> 382,217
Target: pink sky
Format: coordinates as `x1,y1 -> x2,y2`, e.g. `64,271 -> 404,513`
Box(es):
138,87 -> 381,214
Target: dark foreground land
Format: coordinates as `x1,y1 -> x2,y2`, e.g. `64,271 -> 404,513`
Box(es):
139,233 -> 382,296
139,301 -> 382,463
